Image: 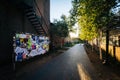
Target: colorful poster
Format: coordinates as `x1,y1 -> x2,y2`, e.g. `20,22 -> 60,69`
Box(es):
14,33 -> 50,62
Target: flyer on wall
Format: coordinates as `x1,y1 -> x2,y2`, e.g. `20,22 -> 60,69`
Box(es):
13,33 -> 50,62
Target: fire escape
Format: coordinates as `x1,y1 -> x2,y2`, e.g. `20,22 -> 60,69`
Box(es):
11,0 -> 49,35
25,6 -> 45,35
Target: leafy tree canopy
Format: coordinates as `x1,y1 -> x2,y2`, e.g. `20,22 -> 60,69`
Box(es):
70,0 -> 117,40
51,15 -> 69,38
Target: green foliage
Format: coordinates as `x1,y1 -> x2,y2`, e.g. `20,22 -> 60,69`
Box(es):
51,15 -> 69,37
64,42 -> 74,47
70,0 -> 117,40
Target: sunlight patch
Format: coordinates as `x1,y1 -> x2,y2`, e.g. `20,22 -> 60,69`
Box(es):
77,64 -> 91,80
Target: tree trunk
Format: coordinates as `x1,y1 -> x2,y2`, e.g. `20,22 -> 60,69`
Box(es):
92,40 -> 94,52
105,29 -> 109,63
99,30 -> 102,60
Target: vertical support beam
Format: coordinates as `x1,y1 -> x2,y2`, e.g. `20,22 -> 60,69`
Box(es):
105,29 -> 109,64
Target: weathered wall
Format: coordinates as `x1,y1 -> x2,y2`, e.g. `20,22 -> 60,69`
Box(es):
0,1 -> 37,65
35,0 -> 50,35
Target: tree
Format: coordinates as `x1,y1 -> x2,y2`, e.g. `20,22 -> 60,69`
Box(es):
70,0 -> 117,61
70,0 -> 116,40
51,15 -> 69,38
50,15 -> 69,48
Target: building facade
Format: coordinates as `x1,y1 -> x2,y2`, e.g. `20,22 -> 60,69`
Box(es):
0,0 -> 50,65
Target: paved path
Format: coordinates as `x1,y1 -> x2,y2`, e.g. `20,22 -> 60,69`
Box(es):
17,44 -> 98,80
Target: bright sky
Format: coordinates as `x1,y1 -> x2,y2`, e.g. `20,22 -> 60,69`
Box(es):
50,0 -> 72,22
50,0 -> 79,38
